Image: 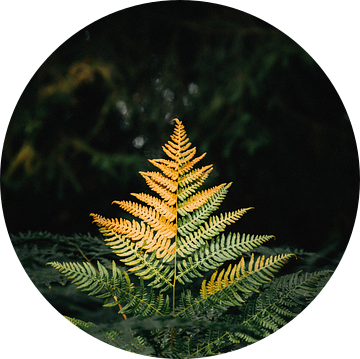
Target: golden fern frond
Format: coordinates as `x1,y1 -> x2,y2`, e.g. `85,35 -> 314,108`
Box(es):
130,192 -> 177,222
140,170 -> 177,205
178,164 -> 213,201
112,200 -> 177,238
148,158 -> 178,181
164,118 -> 206,176
145,119 -> 199,181
90,213 -> 175,260
179,152 -> 207,175
140,171 -> 178,192
200,253 -> 295,300
177,183 -> 228,215
90,214 -> 150,243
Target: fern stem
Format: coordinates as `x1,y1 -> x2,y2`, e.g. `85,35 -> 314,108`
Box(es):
170,221 -> 178,350
171,238 -> 177,350
170,129 -> 182,351
76,245 -> 127,320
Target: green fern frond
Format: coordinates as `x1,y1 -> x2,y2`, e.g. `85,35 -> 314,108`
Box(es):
177,208 -> 253,257
176,233 -> 275,284
107,238 -> 174,289
177,183 -> 228,216
232,270 -> 333,344
116,279 -> 171,316
177,183 -> 232,237
48,260 -> 108,295
178,164 -> 213,202
47,260 -> 169,316
64,316 -> 96,331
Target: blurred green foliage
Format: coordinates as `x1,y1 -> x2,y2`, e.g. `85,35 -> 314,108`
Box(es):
1,2 -> 358,262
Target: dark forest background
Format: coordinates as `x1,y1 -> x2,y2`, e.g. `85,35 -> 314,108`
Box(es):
1,1 -> 359,268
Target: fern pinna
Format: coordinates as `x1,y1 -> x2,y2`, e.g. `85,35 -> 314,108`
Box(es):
48,118 -> 331,357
